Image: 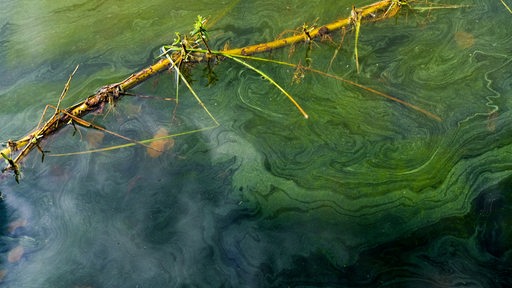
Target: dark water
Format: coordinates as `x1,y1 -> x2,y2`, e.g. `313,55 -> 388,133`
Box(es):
1,0 -> 512,287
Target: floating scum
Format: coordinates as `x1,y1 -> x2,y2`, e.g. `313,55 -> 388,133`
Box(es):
0,0 -> 459,183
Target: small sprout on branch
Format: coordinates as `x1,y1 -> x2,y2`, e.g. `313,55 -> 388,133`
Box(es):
191,15 -> 212,54
350,5 -> 363,73
172,32 -> 182,47
302,23 -> 315,42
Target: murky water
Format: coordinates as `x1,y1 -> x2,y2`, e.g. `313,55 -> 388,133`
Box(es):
1,0 -> 511,287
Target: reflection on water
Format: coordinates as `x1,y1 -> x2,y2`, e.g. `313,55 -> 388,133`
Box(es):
1,0 -> 512,287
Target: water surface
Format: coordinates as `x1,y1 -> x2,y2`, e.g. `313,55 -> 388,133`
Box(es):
1,0 -> 511,287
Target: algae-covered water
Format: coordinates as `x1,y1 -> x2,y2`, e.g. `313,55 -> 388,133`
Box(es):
1,0 -> 511,287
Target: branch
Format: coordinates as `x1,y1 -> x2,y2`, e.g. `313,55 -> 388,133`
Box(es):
0,0 -> 411,181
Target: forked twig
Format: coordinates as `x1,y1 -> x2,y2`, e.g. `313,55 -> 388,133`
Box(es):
56,65 -> 80,113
